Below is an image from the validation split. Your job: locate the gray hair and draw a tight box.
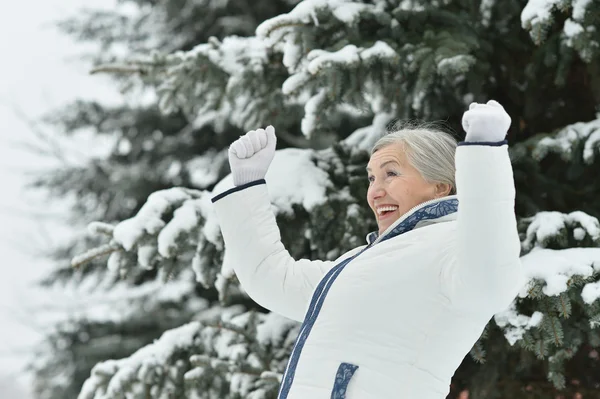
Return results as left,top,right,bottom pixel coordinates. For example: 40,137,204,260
370,122,457,195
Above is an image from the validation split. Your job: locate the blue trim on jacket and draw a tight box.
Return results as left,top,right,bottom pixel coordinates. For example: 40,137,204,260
457,139,507,147
278,196,459,398
331,362,359,399
277,251,365,398
366,197,459,245
211,179,266,203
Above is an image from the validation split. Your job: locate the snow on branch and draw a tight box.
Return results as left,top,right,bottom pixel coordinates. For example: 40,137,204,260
520,247,600,297
282,41,399,135
495,302,544,345
491,245,600,349
532,118,600,163
72,148,333,293
72,187,211,282
521,210,600,251
78,310,299,399
486,207,600,349
522,0,598,60
306,41,398,75
88,36,277,131
78,321,203,399
521,0,567,36
256,0,378,41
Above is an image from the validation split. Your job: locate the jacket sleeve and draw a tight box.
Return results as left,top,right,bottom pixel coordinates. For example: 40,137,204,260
442,142,526,313
211,179,360,322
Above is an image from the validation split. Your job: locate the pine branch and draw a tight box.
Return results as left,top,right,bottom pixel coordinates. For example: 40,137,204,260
90,64,149,75
71,242,122,268
203,321,255,344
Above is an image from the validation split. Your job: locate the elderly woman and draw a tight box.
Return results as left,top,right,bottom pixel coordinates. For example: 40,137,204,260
211,101,525,398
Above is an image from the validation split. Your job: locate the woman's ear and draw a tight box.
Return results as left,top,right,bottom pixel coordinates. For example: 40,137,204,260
434,183,452,198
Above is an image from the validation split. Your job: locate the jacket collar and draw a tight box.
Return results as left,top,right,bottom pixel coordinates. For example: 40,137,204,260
366,195,459,246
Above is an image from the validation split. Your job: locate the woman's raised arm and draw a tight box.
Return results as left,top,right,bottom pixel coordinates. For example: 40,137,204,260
211,127,360,322
443,101,526,313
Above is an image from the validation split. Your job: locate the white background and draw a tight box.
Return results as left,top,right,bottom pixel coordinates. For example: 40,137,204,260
0,0,120,396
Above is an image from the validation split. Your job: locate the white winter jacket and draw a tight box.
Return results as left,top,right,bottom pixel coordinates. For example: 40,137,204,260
211,142,526,398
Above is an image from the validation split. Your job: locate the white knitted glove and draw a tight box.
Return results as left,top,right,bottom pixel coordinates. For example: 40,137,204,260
462,100,511,142
228,125,277,186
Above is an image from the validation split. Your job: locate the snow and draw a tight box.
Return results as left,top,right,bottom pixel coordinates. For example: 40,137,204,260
572,0,592,20
563,19,584,40
437,55,475,75
157,198,200,258
7,1,599,395
522,211,600,250
264,148,332,214
257,0,357,39
282,71,312,95
396,0,425,11
112,187,200,251
137,244,158,269
330,2,373,24
582,281,600,305
306,41,397,75
301,89,327,138
281,40,396,96
502,244,600,335
479,0,495,27
77,308,297,399
532,118,600,163
307,45,361,74
191,110,220,131
183,36,269,77
105,144,332,284
519,247,600,297
255,312,298,346
495,303,544,346
209,150,328,264
283,34,303,70
78,321,203,399
573,227,586,241
412,90,426,112
106,250,127,273
199,188,227,248
256,0,379,44
521,0,561,29
583,123,600,162
522,0,592,46
361,40,398,60
343,111,396,154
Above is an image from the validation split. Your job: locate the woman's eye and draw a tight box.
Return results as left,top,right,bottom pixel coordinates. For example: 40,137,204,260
368,172,396,183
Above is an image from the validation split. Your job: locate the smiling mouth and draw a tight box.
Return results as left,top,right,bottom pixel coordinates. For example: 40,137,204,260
378,209,397,221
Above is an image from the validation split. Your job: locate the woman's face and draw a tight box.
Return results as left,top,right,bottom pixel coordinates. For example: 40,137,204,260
366,143,447,235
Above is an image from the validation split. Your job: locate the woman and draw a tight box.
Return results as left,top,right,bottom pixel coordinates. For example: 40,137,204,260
211,100,525,398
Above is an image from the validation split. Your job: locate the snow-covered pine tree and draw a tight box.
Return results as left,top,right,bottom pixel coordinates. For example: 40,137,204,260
32,0,600,398
28,1,300,399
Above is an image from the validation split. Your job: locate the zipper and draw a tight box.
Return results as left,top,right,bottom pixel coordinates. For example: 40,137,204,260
371,195,458,246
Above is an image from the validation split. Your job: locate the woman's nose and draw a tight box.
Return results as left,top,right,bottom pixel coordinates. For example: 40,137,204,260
370,183,386,199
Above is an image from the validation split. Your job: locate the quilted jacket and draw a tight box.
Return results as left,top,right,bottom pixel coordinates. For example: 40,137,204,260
211,142,525,398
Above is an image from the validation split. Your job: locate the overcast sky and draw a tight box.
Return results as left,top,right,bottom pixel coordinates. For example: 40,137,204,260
0,0,120,396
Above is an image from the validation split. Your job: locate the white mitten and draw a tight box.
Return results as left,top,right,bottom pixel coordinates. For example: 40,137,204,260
228,125,277,186
461,100,511,142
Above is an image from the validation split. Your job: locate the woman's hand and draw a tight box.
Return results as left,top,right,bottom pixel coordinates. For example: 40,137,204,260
228,125,277,186
462,100,511,142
